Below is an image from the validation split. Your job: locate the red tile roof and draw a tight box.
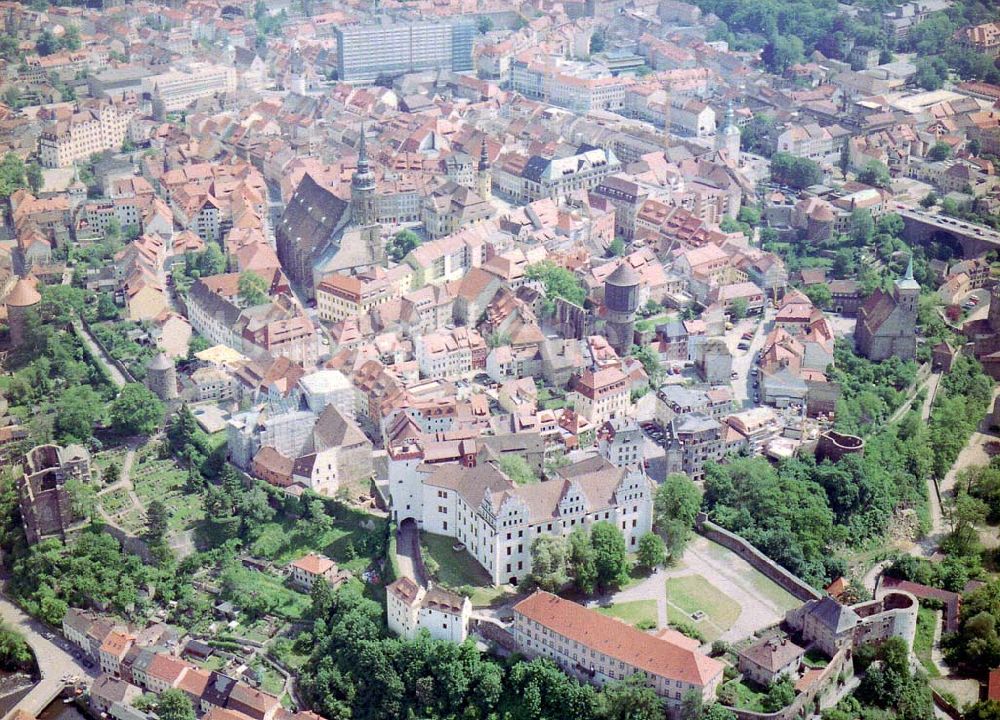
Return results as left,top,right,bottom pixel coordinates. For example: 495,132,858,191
514,591,724,686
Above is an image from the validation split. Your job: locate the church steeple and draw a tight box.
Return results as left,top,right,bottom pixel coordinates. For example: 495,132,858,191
715,101,739,159
477,138,492,201
351,123,377,226
478,138,490,172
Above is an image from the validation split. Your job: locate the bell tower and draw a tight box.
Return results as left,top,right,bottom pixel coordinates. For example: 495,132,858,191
477,139,492,201
351,124,377,226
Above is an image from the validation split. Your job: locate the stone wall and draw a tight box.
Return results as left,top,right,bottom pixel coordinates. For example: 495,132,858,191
695,514,822,603
470,616,517,651
724,646,852,720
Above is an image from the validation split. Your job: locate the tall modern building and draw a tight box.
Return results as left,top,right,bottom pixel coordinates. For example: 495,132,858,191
335,19,475,83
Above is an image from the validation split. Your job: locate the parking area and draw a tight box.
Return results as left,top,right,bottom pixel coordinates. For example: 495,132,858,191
723,309,773,409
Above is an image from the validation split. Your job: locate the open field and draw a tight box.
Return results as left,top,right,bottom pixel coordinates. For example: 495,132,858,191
596,600,658,628
666,574,741,642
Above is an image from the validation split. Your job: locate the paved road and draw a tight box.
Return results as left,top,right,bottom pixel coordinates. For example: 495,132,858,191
395,521,427,586
0,593,97,720
72,319,127,389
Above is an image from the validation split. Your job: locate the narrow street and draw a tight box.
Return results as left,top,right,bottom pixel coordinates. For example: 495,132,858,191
0,592,97,720
72,318,127,389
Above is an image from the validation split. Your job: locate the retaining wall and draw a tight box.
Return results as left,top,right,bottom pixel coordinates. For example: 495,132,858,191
695,514,822,603
723,646,852,720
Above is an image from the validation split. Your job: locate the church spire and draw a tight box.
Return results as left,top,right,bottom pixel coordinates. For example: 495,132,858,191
904,254,914,282
478,138,490,171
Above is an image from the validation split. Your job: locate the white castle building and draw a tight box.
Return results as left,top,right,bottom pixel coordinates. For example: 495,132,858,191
390,454,654,586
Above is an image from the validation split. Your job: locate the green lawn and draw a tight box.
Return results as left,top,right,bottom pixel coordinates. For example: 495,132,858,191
199,655,226,671
720,679,766,711
597,600,659,629
915,606,941,678
255,664,285,696
420,532,511,607
802,648,828,668
699,540,800,613
666,575,741,631
245,571,311,621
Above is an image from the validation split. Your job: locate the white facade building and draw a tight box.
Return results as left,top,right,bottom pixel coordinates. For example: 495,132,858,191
386,577,472,643
391,455,654,586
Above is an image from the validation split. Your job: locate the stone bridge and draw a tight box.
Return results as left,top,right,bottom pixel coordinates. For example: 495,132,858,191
0,595,97,720
896,203,1000,257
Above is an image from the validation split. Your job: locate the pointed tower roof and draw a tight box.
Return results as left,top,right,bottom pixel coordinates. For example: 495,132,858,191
896,254,919,291
478,138,490,171
6,276,41,308
352,123,375,191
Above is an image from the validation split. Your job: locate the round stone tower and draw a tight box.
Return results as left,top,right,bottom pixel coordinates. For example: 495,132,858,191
5,276,41,348
605,262,640,355
988,282,1000,334
146,352,178,401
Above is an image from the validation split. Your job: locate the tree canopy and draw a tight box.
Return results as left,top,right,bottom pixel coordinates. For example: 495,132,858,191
109,383,165,436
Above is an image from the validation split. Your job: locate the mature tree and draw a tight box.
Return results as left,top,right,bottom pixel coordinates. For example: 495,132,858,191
0,623,33,671
762,678,795,712
103,462,121,485
35,29,59,56
966,701,1000,720
109,383,165,436
590,521,630,590
858,636,933,720
146,499,169,542
196,243,226,276
914,56,948,90
803,284,832,308
25,163,42,193
96,293,119,321
928,142,952,161
770,152,822,189
0,153,27,199
476,16,493,34
156,689,196,720
631,344,664,385
702,704,737,720
526,261,587,312
654,473,701,558
568,527,597,595
850,209,875,245
65,479,96,520
920,192,939,208
762,35,804,73
730,298,748,320
238,270,269,307
741,114,777,156
499,455,538,485
61,24,81,51
608,237,626,257
387,229,421,262
600,674,663,720
857,160,892,189
529,535,569,592
55,385,102,444
679,689,703,720
636,532,666,571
